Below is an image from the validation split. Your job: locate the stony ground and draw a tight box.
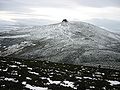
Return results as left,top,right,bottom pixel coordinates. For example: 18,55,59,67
0,57,120,90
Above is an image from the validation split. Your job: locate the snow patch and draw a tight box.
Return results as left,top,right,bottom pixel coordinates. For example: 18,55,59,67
20,64,27,67
4,78,18,83
14,61,21,65
9,65,18,68
2,68,8,71
22,81,48,90
27,67,33,70
46,78,76,89
28,71,39,75
25,84,48,90
108,80,120,86
47,78,61,85
83,77,93,79
26,77,32,80
60,81,76,89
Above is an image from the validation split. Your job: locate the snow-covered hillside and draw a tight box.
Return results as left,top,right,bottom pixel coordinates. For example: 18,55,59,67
0,21,120,69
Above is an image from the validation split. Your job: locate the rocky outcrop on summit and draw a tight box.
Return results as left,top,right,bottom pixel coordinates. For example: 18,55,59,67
62,19,68,22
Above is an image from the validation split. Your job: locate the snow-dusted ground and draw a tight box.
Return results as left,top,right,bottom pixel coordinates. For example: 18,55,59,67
0,57,120,90
0,21,120,69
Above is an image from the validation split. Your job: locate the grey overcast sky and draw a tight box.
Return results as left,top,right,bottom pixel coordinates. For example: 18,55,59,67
0,0,120,31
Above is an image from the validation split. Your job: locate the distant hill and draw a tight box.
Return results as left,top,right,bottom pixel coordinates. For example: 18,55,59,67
0,21,120,69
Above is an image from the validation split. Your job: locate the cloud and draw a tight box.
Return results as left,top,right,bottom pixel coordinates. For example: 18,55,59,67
0,20,15,26
0,0,120,21
0,0,120,32
0,0,28,12
29,7,120,21
13,19,56,25
86,19,120,32
74,0,120,7
0,0,75,13
0,6,120,22
0,0,120,14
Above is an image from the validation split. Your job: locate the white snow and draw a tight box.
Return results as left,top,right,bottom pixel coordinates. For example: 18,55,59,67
95,72,101,74
27,67,33,70
26,77,32,80
3,68,8,71
1,60,6,62
4,78,18,83
41,77,47,79
22,81,48,90
1,85,5,87
19,75,21,77
47,78,61,85
83,77,93,79
108,80,120,86
9,65,18,68
90,86,95,88
25,84,48,90
76,76,82,79
60,81,76,89
22,81,27,85
28,71,39,75
14,61,21,65
20,65,27,67
46,78,76,89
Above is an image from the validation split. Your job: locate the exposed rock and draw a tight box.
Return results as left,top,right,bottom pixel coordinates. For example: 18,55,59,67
62,19,68,22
